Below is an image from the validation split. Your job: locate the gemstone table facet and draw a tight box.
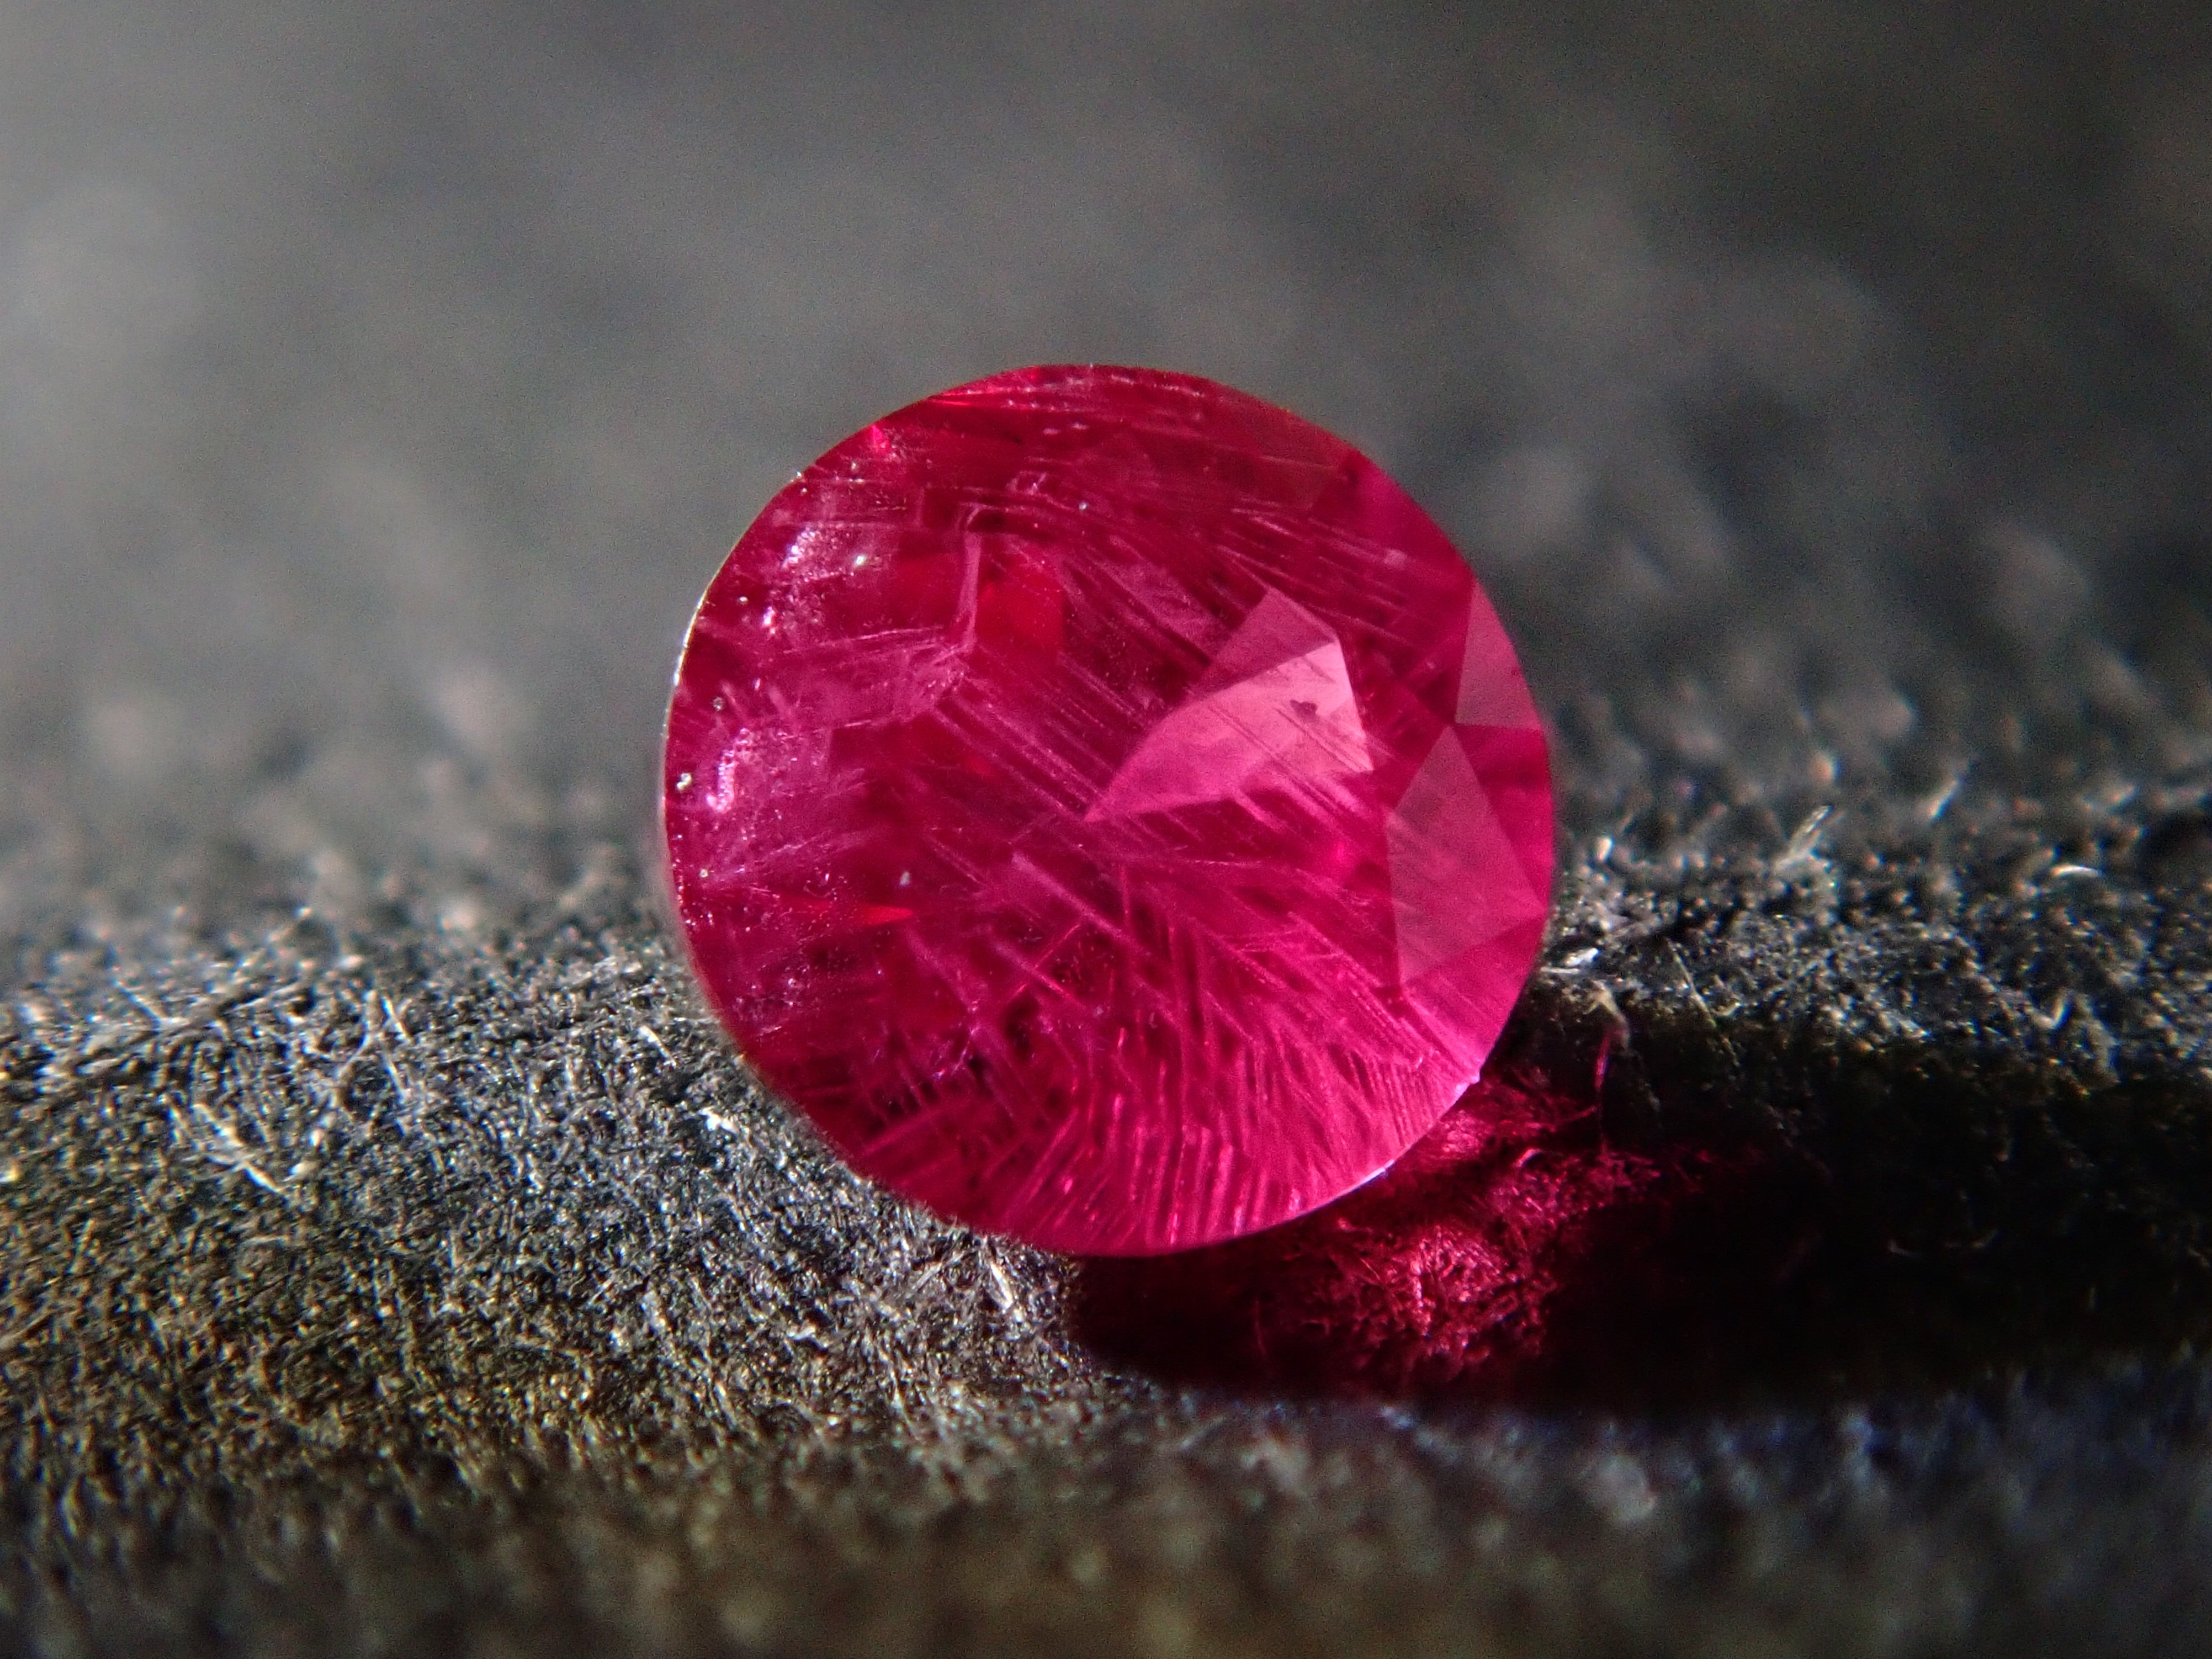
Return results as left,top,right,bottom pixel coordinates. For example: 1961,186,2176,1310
662,366,1553,1254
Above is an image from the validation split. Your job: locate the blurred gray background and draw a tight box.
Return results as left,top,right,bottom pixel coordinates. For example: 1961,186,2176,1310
10,4,2212,1656
7,0,2212,930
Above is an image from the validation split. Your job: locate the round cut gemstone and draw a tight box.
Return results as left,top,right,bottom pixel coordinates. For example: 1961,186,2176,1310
663,366,1553,1255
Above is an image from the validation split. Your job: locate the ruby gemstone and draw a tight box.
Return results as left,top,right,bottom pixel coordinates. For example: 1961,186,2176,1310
663,366,1553,1255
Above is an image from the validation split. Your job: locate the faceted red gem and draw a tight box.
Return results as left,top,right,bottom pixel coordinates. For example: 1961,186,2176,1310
662,366,1553,1254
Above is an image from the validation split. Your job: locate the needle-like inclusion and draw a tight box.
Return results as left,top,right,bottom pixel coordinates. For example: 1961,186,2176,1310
664,366,1553,1255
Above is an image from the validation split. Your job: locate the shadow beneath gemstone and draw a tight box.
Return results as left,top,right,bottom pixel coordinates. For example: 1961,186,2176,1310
1070,986,2212,1410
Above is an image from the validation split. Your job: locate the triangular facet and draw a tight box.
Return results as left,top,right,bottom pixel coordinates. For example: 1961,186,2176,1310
1088,592,1371,820
1455,587,1541,729
1386,730,1548,983
1190,589,1339,694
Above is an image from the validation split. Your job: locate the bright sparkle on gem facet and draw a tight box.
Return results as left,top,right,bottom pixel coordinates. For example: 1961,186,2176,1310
1088,591,1371,821
662,366,1554,1255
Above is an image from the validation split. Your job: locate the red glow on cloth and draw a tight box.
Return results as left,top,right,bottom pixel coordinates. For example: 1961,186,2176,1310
1073,1069,1792,1399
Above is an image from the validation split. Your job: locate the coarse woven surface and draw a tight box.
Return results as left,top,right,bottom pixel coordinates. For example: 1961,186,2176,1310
7,1,2212,1655
665,364,1552,1254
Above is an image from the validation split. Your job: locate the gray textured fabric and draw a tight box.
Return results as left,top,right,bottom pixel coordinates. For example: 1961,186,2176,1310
7,2,2212,1653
